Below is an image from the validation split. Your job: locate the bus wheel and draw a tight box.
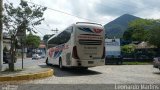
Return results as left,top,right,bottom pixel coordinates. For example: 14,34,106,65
59,58,63,70
81,67,88,70
46,58,49,66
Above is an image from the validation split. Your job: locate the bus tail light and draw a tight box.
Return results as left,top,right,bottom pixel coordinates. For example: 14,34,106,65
72,46,79,59
101,47,105,59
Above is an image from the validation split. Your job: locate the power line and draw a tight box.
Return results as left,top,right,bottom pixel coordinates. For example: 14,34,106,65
51,28,58,33
36,27,59,35
36,27,51,31
27,1,96,22
43,20,52,30
5,0,47,36
32,25,44,36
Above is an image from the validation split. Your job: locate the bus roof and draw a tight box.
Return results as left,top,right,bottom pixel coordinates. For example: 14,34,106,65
76,22,102,26
47,22,103,42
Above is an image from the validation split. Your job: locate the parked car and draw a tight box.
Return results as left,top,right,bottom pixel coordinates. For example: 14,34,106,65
153,57,160,70
3,52,17,64
32,54,41,60
40,54,45,58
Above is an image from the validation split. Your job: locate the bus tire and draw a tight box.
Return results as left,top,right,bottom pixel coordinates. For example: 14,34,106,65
46,58,49,66
82,67,88,70
59,58,63,70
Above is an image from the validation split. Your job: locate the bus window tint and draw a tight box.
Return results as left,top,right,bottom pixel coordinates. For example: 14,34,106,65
48,26,72,46
59,31,70,44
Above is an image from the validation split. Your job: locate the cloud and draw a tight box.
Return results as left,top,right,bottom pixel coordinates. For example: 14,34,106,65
4,0,160,38
95,0,141,16
95,0,160,18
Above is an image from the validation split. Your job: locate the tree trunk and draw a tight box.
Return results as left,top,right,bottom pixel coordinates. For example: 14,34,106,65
0,0,3,71
8,35,15,71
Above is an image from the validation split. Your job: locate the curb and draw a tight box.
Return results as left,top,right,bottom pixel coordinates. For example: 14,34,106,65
0,69,53,81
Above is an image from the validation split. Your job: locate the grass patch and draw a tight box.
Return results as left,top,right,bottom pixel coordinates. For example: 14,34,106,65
123,62,152,65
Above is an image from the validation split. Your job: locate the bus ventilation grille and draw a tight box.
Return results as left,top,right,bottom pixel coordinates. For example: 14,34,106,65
79,39,102,45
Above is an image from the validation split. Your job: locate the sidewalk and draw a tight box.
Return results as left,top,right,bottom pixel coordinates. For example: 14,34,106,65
0,64,53,81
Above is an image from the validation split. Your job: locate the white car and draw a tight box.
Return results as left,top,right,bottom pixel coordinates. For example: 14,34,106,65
32,54,41,60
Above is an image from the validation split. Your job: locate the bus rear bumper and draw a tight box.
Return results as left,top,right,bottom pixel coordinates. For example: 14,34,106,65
72,59,105,67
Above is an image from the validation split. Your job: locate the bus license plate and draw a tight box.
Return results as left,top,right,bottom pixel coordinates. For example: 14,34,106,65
88,61,94,64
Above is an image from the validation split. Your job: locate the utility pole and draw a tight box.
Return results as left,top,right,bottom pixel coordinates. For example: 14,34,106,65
0,0,3,71
51,28,58,34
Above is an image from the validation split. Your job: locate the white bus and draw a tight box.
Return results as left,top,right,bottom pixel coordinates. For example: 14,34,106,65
46,22,105,69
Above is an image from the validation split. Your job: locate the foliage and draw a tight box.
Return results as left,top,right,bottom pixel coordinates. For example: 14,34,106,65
122,19,160,56
121,44,136,54
3,0,47,35
123,19,156,42
26,34,41,48
148,24,160,48
2,0,46,71
123,29,133,41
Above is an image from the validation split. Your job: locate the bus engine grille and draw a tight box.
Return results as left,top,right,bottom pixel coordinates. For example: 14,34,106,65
79,39,102,45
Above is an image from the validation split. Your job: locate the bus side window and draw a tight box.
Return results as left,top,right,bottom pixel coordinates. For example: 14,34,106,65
48,36,58,46
59,30,71,44
48,26,73,46
67,26,73,33
71,27,73,33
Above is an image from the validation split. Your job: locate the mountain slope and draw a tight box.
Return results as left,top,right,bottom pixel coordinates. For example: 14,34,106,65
104,14,141,38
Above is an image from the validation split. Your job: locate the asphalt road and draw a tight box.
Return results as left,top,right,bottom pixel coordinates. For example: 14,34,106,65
1,59,160,90
2,58,45,70
27,63,160,84
1,58,160,84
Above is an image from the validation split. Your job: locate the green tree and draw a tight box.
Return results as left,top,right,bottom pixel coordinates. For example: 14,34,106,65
147,20,160,55
148,25,160,48
123,29,133,41
3,0,46,71
123,19,154,41
121,44,136,54
3,0,47,35
26,34,41,48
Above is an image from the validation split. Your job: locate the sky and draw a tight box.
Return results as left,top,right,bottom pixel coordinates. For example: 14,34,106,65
3,0,160,39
